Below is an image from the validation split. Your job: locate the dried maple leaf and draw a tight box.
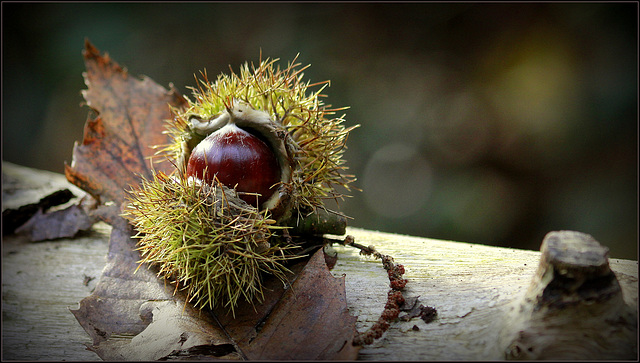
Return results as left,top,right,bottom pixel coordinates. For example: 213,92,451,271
65,39,187,206
66,40,360,360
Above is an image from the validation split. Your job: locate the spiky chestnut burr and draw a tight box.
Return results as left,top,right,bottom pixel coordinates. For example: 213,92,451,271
124,171,292,314
123,55,357,314
163,56,358,222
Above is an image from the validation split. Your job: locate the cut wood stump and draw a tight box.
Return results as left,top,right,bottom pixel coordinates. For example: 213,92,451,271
2,161,637,360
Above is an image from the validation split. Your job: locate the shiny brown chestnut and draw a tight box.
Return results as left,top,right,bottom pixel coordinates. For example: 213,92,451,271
186,123,280,207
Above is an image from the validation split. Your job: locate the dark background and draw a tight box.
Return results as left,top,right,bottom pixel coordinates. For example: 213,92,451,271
3,3,637,259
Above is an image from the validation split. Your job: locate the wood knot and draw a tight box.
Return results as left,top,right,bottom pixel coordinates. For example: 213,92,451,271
502,230,636,360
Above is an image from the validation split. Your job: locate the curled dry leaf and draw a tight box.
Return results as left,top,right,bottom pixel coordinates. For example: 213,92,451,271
2,162,94,239
14,202,96,241
66,40,360,360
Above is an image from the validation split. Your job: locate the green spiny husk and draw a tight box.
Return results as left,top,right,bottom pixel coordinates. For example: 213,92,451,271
161,55,358,217
124,55,357,314
122,171,296,314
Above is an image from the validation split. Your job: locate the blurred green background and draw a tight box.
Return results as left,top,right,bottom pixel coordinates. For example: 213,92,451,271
3,3,637,259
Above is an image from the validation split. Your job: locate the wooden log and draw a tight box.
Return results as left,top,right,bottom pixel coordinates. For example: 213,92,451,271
2,162,637,360
329,229,637,360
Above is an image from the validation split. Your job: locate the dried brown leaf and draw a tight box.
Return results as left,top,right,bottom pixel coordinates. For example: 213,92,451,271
14,203,95,241
65,39,187,205
2,162,99,240
241,250,360,360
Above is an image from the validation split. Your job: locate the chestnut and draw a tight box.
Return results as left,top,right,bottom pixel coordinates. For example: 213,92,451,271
186,122,280,207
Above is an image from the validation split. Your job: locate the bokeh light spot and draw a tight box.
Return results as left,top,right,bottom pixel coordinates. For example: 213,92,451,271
363,143,433,218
